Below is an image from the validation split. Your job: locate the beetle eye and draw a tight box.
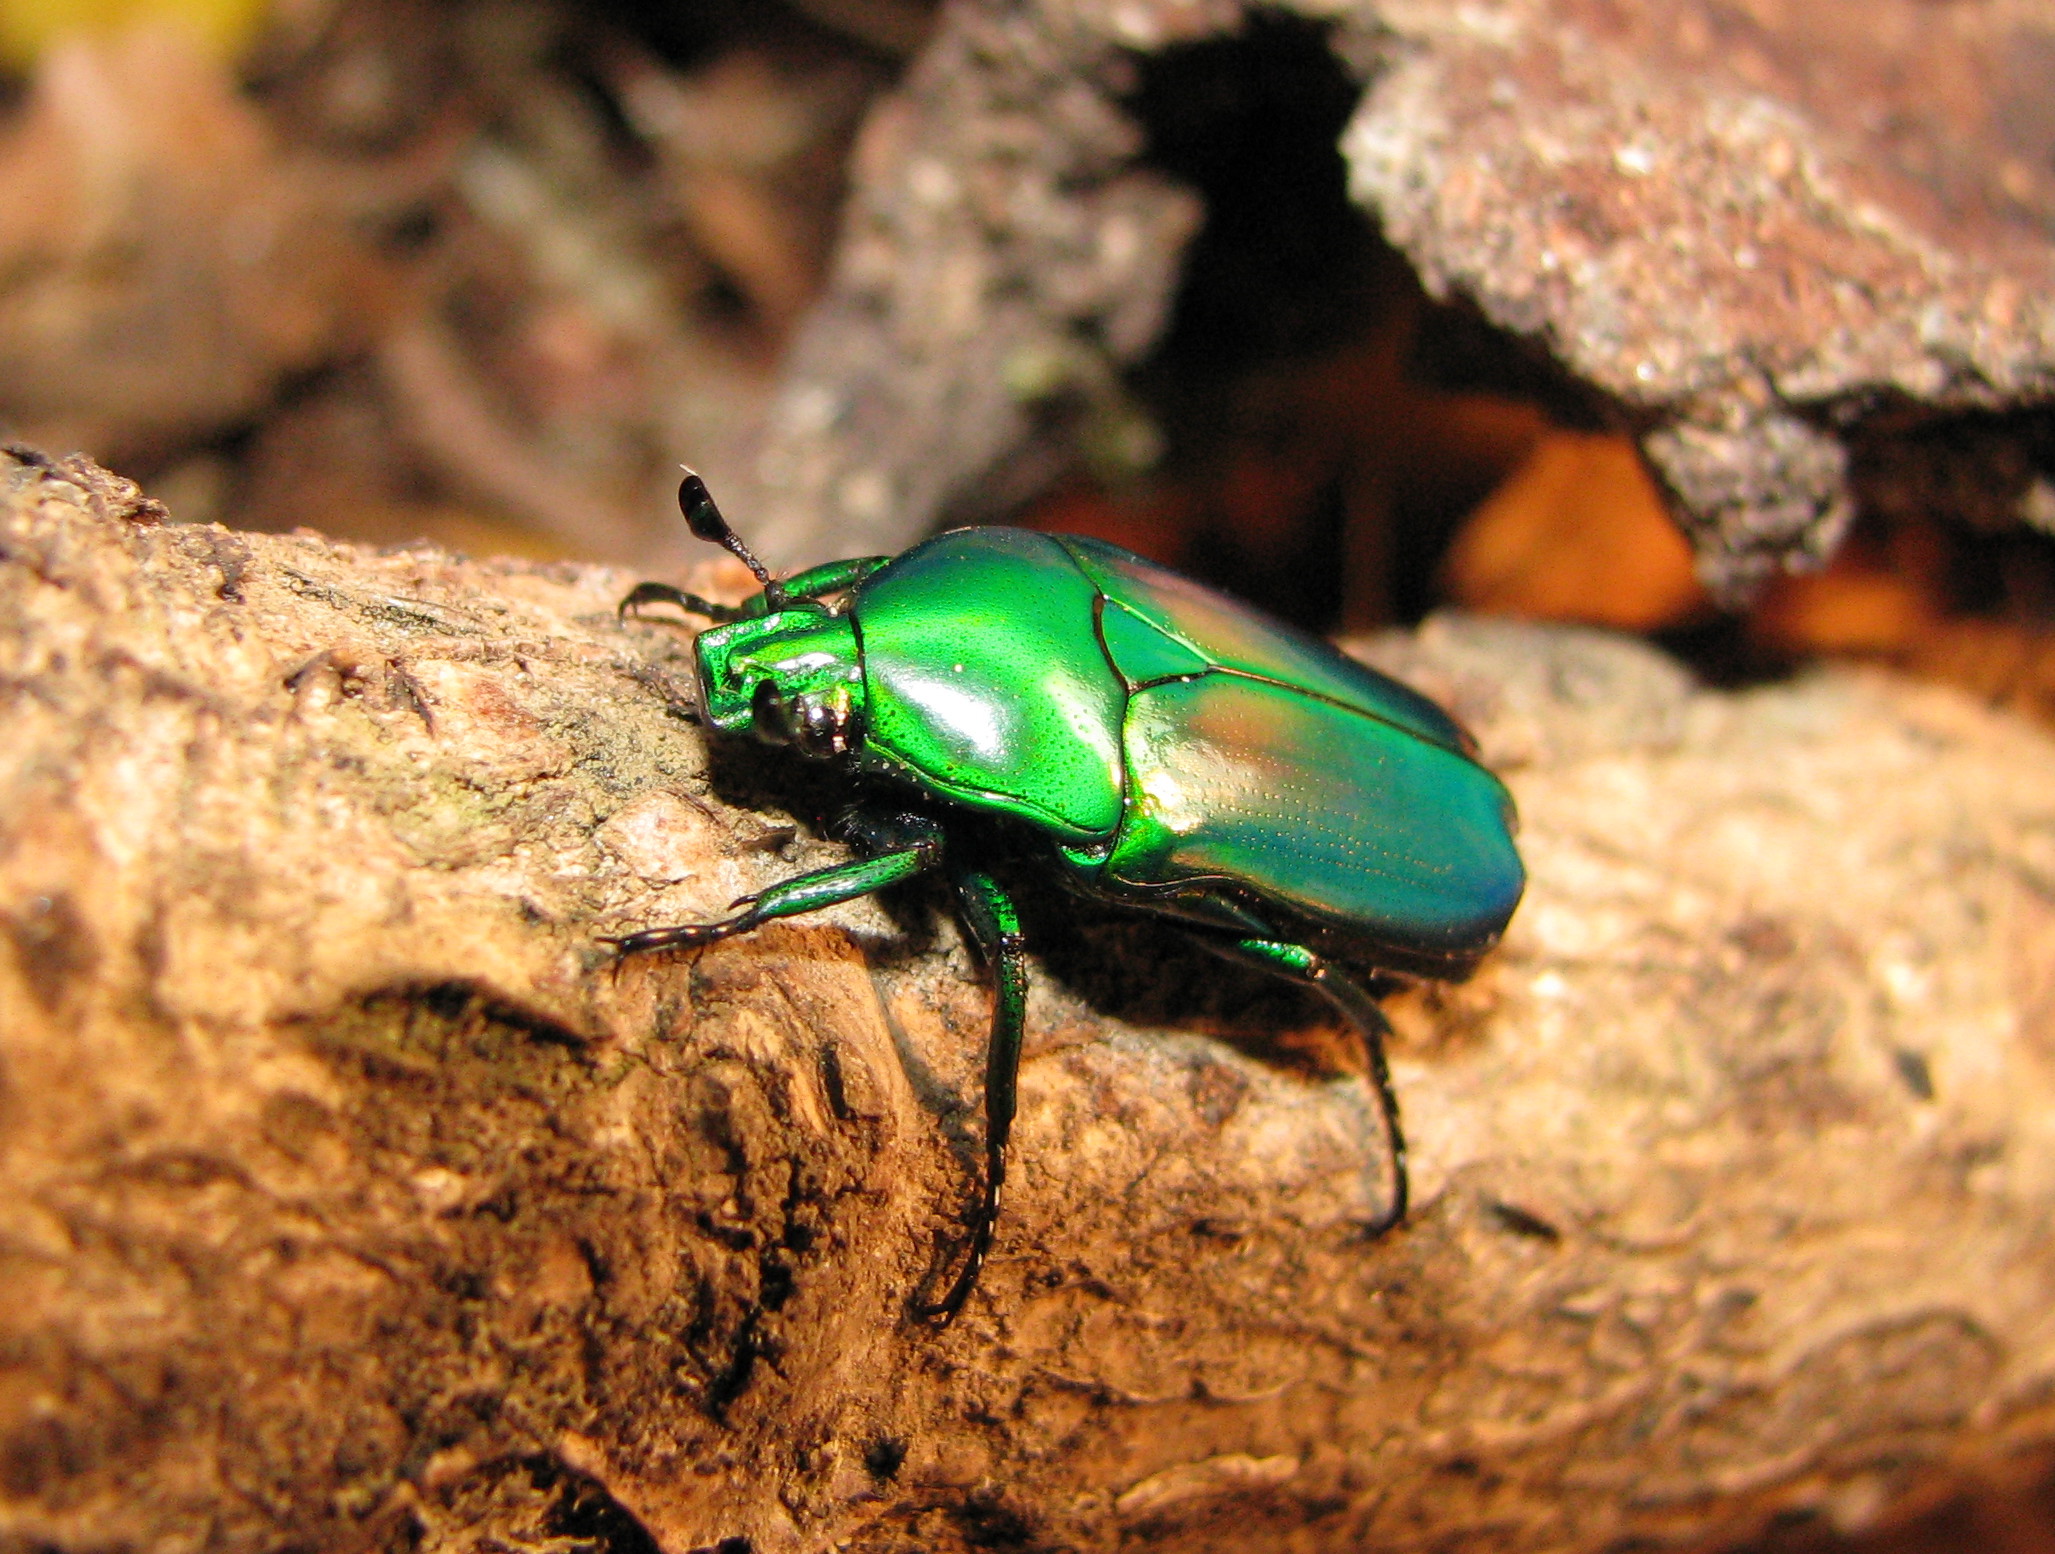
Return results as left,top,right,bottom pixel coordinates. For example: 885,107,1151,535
751,680,791,745
793,697,851,759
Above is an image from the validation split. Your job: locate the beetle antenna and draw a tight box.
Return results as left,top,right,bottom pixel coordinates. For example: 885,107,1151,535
679,470,787,608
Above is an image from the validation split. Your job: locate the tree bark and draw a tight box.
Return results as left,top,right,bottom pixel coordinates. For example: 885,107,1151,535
2,449,2053,1554
745,0,2055,593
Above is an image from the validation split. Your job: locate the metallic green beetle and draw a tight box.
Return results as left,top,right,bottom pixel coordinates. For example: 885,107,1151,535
613,474,1525,1321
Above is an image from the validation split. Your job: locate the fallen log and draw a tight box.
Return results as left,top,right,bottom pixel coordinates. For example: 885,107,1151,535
2,449,2052,1553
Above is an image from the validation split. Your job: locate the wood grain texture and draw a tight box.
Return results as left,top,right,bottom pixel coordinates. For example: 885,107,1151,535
2,451,2053,1553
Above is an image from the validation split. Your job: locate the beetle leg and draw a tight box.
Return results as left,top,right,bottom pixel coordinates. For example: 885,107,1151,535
775,555,892,605
914,865,1028,1325
1203,936,1409,1236
604,835,941,956
617,580,750,624
826,804,946,856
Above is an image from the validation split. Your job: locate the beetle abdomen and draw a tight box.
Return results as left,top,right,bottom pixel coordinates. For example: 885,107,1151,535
1107,673,1524,969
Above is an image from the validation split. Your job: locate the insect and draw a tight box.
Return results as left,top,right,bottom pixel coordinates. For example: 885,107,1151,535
611,473,1525,1322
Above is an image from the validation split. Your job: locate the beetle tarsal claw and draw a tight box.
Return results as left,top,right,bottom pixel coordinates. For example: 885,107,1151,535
913,1216,995,1326
602,919,742,957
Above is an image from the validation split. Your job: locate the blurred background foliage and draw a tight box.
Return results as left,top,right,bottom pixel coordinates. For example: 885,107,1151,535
0,0,2050,730
0,5,2050,1541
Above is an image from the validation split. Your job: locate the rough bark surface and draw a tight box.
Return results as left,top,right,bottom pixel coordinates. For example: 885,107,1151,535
3,452,2055,1554
742,0,2055,591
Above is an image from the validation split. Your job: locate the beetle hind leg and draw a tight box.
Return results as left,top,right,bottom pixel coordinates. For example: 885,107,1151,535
913,864,1028,1325
1202,935,1409,1236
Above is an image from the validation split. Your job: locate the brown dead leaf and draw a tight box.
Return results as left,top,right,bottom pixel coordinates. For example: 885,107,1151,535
1440,430,1708,631
0,22,377,458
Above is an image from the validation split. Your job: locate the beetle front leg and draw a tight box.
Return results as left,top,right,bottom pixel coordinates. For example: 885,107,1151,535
774,555,891,605
604,814,944,956
914,864,1028,1325
617,580,751,624
1203,936,1409,1236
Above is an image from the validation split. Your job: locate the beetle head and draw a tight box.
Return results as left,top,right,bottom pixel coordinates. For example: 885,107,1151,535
694,607,865,759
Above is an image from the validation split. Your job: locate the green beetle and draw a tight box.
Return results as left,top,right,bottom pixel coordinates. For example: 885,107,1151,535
613,474,1524,1321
